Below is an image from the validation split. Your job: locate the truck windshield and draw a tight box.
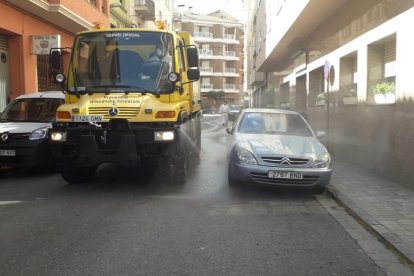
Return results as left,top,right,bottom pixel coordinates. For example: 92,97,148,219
68,31,175,95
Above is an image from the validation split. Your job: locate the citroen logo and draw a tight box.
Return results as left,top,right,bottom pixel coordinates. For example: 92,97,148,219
1,132,9,143
280,156,291,165
108,107,119,116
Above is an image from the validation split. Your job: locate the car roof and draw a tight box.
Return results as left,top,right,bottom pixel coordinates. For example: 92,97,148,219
15,91,65,100
240,108,301,115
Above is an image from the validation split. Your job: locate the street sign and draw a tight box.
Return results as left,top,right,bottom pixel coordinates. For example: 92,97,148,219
324,60,330,80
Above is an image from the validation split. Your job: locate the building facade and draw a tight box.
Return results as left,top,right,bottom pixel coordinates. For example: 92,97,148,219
0,0,110,110
247,0,414,189
177,10,244,110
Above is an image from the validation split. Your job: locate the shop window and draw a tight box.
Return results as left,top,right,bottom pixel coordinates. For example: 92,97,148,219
367,34,396,104
340,52,358,105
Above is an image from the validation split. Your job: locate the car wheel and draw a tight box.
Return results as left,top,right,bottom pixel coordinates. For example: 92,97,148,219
61,166,97,184
227,164,239,186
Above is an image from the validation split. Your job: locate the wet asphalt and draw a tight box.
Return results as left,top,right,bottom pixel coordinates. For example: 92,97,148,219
0,116,387,275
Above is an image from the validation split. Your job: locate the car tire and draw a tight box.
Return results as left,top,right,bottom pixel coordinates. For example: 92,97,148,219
61,166,97,184
227,164,239,186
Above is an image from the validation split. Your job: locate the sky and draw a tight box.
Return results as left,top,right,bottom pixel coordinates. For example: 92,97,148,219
176,0,246,22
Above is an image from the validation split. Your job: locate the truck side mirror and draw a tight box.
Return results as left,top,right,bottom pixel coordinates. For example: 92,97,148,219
187,69,200,81
186,47,199,68
50,50,62,70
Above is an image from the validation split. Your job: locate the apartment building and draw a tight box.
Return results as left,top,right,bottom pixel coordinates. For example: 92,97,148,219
0,0,110,110
246,0,414,189
177,10,244,110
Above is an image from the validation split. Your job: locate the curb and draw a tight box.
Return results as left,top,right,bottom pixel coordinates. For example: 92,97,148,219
326,185,414,272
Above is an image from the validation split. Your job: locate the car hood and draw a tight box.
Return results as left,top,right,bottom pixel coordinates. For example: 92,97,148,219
234,133,327,158
0,122,51,134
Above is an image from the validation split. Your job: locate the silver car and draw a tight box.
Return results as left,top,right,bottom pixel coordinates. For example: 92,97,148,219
226,108,332,192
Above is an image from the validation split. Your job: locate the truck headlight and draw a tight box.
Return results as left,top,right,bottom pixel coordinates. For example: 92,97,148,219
29,127,49,140
154,131,175,141
51,131,67,142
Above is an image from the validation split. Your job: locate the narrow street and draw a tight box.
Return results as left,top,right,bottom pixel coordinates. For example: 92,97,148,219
0,116,406,275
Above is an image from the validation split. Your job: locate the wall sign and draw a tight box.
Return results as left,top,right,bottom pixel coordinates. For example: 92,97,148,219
31,34,61,55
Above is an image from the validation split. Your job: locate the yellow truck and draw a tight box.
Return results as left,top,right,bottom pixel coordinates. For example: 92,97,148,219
49,23,201,184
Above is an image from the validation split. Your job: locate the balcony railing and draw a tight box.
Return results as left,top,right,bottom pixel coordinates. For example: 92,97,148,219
200,67,214,73
223,34,235,40
134,0,155,21
224,84,236,90
199,49,213,56
201,84,213,89
194,32,213,38
224,51,236,57
224,68,236,73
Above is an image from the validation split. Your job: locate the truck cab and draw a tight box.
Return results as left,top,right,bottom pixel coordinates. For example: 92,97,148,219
49,25,201,184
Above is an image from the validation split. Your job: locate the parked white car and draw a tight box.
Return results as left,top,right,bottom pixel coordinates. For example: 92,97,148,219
0,91,65,168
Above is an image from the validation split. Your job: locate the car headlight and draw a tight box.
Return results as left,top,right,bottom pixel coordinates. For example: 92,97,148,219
29,127,49,140
236,147,258,165
314,152,331,168
50,131,67,142
154,131,175,141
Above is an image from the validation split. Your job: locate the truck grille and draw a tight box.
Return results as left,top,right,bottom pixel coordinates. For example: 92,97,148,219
88,107,140,120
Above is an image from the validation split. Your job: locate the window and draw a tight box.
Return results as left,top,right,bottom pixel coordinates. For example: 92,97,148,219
340,52,358,105
367,34,396,104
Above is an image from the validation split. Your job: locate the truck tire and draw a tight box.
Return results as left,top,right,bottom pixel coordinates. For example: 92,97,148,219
61,166,97,184
163,152,188,185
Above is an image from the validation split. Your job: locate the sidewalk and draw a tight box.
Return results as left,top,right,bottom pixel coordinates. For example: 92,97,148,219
328,160,414,269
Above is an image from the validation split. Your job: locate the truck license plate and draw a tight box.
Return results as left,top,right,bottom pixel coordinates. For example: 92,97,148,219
0,150,16,156
268,171,303,179
72,115,104,122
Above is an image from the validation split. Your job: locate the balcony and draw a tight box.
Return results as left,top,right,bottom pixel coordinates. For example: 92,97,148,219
199,49,214,59
223,67,239,77
134,0,155,21
224,84,236,90
224,51,239,61
224,84,239,93
249,70,265,86
193,32,213,42
201,83,214,92
200,67,214,76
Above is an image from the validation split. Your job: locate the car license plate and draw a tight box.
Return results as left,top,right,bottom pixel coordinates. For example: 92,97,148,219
268,171,303,179
72,115,104,122
0,150,16,156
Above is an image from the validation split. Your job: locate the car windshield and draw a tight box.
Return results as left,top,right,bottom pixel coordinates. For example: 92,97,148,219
238,112,313,137
68,31,175,95
0,98,63,123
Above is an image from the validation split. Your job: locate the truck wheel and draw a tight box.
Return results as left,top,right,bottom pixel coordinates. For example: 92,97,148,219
61,166,96,184
163,154,188,185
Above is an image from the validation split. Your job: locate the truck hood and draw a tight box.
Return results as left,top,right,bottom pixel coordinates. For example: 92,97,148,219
0,122,51,134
